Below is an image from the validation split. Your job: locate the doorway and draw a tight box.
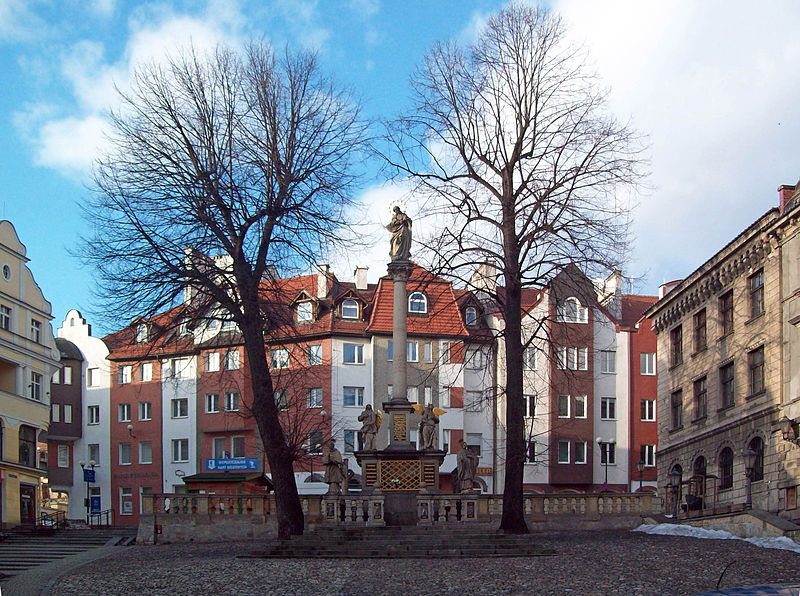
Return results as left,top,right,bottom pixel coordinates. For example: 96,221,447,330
20,484,35,524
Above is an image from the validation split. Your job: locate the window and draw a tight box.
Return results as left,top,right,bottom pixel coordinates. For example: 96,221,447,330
670,325,683,366
341,299,359,319
719,291,733,336
170,358,189,379
408,291,427,314
232,436,245,458
424,386,432,406
135,323,148,343
52,369,60,384
524,394,536,418
693,308,707,352
63,366,72,385
88,405,100,425
206,393,220,413
441,387,449,408
670,389,683,429
558,395,570,418
465,307,477,326
720,362,735,408
87,368,99,388
119,442,131,465
224,392,239,412
409,429,419,448
64,405,72,423
465,390,482,412
558,347,588,370
206,352,220,372
423,342,432,363
558,441,570,464
307,387,323,409
172,439,189,462
18,425,36,467
344,430,364,453
139,441,152,464
306,431,323,455
296,301,313,322
270,348,290,369
407,341,418,362
119,365,132,384
749,436,764,482
442,430,451,454
140,362,152,382
179,318,191,336
171,398,188,418
118,403,131,423
0,305,9,330
342,343,363,364
600,442,616,465
30,319,41,343
526,440,536,463
466,433,482,458
30,372,42,400
308,344,322,366
719,447,734,489
641,444,656,467
1,264,9,281
221,317,235,330
574,441,587,464
57,444,69,468
600,397,616,420
51,404,60,423
274,390,288,410
574,395,587,419
387,340,393,362
224,349,240,370
523,348,536,370
343,386,364,407
465,347,483,370
120,488,133,515
749,269,764,318
693,376,707,420
213,437,227,459
641,399,656,422
88,443,100,463
600,350,616,374
557,297,588,323
407,386,418,403
640,352,656,376
748,346,765,396
441,342,450,364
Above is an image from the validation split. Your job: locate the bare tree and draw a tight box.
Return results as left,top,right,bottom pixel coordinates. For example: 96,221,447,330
85,42,368,538
385,4,644,532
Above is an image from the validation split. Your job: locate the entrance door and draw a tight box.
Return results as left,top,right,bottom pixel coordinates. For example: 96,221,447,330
20,484,35,524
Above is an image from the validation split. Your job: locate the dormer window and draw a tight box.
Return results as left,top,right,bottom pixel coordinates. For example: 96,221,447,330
341,299,359,319
465,307,478,326
136,323,148,343
297,301,313,322
179,318,192,336
408,291,428,315
557,297,588,323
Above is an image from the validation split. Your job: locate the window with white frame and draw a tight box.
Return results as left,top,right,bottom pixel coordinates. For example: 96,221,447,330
51,404,60,422
179,318,191,336
558,394,570,418
307,387,323,408
30,319,42,343
465,347,483,370
170,358,189,379
558,440,570,464
526,440,536,463
274,390,288,411
206,352,220,372
387,384,392,399
441,387,450,408
465,306,477,326
524,394,536,418
408,291,428,314
270,348,290,369
172,439,189,462
52,369,60,384
0,304,10,330
344,430,363,453
64,404,72,423
224,392,239,412
139,441,152,464
574,441,587,464
119,442,131,465
88,443,100,463
409,429,419,448
407,386,418,403
600,397,616,420
600,350,616,374
87,368,99,387
343,386,364,407
441,342,450,364
63,366,72,385
442,429,451,453
600,442,616,465
171,398,188,418
120,487,133,515
640,399,656,422
206,393,220,413
465,390,482,412
88,405,100,425
118,403,131,422
140,362,152,382
224,349,240,370
424,386,432,406
466,433,482,457
640,352,656,375
407,341,418,362
641,444,656,467
119,365,132,384
296,301,313,322
523,348,536,370
30,372,42,400
232,436,245,458
557,347,588,370
306,431,323,455
341,299,359,319
57,444,69,468
423,342,432,363
342,343,363,364
213,437,227,459
557,297,588,323
135,323,148,343
308,344,322,366
574,395,587,418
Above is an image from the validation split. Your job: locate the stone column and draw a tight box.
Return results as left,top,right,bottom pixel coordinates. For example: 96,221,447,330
384,260,414,449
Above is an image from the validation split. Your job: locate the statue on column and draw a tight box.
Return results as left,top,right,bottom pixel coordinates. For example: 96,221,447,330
322,439,344,495
386,206,412,261
358,404,378,450
420,404,439,450
457,440,478,493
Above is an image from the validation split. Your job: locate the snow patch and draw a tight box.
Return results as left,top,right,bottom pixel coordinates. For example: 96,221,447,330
633,523,800,554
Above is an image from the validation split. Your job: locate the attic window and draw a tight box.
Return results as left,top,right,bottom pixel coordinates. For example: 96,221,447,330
557,297,587,323
297,301,313,322
408,292,427,315
465,307,477,326
179,318,192,335
135,323,148,343
341,299,359,319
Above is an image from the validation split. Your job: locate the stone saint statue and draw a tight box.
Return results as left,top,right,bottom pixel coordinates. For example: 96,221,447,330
386,206,412,261
420,404,439,450
457,440,478,493
358,404,378,450
322,440,344,495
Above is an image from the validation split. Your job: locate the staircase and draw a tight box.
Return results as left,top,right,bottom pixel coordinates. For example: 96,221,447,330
0,526,138,580
241,526,557,559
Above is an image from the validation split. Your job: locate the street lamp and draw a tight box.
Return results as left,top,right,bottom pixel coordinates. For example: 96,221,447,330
79,459,96,524
636,459,645,492
743,447,757,509
668,468,681,518
595,437,615,491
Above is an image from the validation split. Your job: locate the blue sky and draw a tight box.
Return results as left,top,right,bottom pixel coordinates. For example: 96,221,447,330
3,0,800,335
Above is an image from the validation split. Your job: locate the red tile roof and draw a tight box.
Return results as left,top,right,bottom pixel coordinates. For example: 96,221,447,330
621,294,658,328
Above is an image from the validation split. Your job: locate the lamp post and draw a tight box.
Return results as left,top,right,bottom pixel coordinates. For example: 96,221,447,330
595,437,615,491
79,459,96,524
743,447,757,509
668,468,681,518
636,459,645,492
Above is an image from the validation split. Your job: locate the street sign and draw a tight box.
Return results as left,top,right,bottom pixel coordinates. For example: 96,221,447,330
83,468,96,483
90,495,101,514
205,458,259,472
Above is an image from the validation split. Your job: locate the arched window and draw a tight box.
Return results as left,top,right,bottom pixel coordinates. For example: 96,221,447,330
408,292,427,314
748,436,764,482
19,425,36,468
465,306,477,326
341,299,359,319
557,297,588,323
719,448,733,489
693,456,706,495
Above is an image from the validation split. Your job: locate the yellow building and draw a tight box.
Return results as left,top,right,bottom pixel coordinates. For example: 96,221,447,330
0,221,59,527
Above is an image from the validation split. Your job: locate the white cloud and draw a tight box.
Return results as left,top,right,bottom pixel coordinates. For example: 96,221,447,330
35,114,110,175
272,0,330,50
347,0,379,18
88,0,115,19
0,0,47,42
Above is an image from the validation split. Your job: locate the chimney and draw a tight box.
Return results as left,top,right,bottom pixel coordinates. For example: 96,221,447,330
779,183,797,214
596,270,622,319
659,279,682,299
317,264,330,299
354,266,369,291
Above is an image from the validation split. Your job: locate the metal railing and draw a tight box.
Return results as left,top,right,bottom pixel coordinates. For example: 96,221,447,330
36,510,66,530
89,509,114,528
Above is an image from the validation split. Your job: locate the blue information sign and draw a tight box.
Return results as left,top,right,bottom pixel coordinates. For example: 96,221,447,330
90,495,102,514
205,458,259,472
83,469,96,483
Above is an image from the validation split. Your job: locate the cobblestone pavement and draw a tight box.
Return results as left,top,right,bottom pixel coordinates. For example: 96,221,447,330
50,530,800,596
